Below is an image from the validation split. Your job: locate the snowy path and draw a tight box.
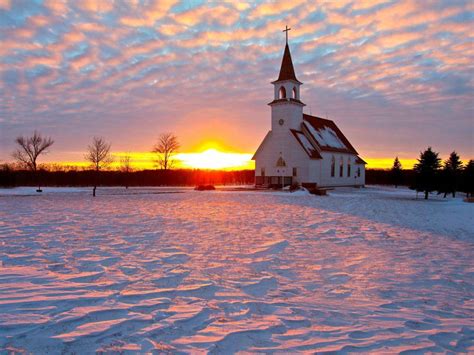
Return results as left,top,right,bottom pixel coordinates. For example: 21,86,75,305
0,187,473,353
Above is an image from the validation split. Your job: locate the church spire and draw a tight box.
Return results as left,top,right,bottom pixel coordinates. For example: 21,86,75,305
270,26,304,108
275,27,301,83
276,44,299,82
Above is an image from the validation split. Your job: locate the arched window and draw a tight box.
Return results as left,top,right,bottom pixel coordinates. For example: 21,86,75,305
339,157,344,177
279,86,286,99
276,156,286,167
292,86,297,99
331,156,335,177
347,158,351,177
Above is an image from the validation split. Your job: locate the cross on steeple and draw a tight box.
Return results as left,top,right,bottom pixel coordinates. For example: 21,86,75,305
283,25,291,44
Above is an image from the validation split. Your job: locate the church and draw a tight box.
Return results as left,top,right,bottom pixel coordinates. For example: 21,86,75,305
253,33,366,188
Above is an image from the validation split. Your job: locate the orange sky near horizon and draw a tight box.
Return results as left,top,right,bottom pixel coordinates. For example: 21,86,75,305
39,148,417,171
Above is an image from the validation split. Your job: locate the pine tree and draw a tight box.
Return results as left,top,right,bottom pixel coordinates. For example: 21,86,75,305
390,156,403,188
460,160,474,198
439,151,463,198
413,147,441,199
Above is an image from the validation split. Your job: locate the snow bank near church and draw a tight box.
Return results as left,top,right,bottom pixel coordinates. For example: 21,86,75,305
0,186,473,353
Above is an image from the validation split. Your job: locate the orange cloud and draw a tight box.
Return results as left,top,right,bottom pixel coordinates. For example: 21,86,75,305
376,31,420,48
173,5,240,27
250,0,307,19
76,0,114,13
44,0,68,15
120,0,177,27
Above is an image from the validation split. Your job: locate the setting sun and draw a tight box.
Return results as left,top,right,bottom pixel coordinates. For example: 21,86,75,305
177,149,254,170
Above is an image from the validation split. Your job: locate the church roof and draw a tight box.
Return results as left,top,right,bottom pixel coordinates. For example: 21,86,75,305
274,44,302,83
302,114,359,155
290,129,322,159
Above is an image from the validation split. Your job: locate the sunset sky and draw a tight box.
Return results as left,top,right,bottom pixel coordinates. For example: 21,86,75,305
0,0,472,170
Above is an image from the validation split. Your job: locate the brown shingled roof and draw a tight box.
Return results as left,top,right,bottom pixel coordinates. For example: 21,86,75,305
302,114,359,155
290,129,322,159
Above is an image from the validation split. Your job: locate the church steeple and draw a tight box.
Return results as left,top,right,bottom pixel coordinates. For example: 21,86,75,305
270,28,304,105
269,27,305,132
276,43,301,83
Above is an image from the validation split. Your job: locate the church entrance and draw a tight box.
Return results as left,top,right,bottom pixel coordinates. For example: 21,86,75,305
255,176,292,187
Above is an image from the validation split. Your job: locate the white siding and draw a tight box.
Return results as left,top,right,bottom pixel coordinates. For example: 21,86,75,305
319,152,365,187
254,130,310,183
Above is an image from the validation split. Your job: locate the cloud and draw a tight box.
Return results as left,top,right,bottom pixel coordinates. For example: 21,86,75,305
120,0,178,27
173,4,240,27
75,0,114,13
0,0,472,164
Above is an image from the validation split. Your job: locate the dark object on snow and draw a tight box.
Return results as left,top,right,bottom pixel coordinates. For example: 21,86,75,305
289,182,300,192
308,187,333,196
195,185,215,191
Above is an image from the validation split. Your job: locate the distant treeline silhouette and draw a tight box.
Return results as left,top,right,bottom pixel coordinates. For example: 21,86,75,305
3,165,471,194
368,150,473,199
0,167,255,188
3,130,473,199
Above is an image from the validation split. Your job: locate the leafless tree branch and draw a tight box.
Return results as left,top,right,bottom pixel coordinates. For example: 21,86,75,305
151,133,180,170
85,136,113,172
120,153,133,174
12,131,54,172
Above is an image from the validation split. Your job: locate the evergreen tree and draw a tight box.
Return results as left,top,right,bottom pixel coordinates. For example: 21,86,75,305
390,156,403,188
439,151,463,198
460,159,474,198
413,147,441,199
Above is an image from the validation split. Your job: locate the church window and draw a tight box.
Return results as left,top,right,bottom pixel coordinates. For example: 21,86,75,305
276,156,286,167
331,156,335,177
347,159,351,177
357,167,361,177
292,167,297,177
279,86,286,99
261,167,265,177
292,86,297,99
339,157,344,177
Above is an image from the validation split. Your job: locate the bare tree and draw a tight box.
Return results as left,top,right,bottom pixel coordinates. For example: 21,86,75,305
12,130,54,192
152,133,180,170
85,136,112,196
120,153,133,189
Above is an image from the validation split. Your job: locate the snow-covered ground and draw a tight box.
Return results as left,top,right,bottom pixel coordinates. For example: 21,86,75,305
0,186,473,353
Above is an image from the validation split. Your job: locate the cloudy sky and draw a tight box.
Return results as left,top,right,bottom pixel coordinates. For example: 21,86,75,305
0,0,472,168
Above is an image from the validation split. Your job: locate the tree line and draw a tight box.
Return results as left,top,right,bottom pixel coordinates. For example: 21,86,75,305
0,168,255,188
2,132,472,199
1,130,253,191
386,148,473,199
3,131,186,195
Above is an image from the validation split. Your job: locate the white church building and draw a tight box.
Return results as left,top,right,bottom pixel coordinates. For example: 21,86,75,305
253,38,366,188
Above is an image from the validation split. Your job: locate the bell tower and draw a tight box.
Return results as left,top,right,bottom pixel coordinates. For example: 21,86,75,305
269,26,305,131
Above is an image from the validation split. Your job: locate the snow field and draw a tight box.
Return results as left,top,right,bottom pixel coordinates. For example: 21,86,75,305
0,186,473,353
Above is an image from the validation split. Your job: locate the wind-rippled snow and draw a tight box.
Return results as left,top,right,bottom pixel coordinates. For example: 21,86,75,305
0,187,473,353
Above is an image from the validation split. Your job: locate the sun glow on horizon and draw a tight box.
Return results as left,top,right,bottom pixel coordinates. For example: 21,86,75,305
177,149,254,170
40,149,255,171
40,150,416,171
